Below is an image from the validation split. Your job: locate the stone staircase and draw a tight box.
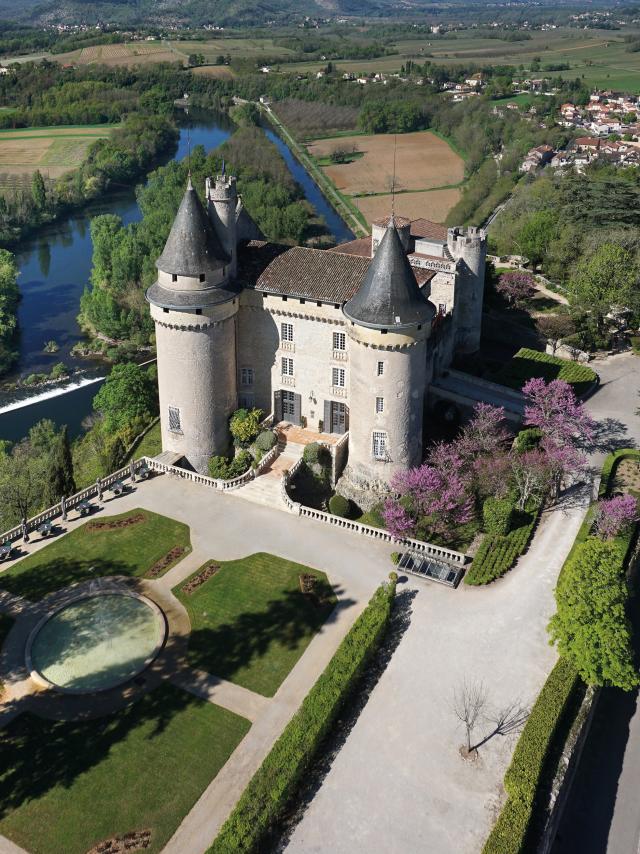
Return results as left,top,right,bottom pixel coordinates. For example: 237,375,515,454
230,438,305,510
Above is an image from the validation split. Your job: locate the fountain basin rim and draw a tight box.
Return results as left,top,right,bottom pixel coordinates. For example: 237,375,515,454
25,590,167,695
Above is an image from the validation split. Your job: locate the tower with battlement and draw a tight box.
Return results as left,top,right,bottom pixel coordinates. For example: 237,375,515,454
447,226,487,354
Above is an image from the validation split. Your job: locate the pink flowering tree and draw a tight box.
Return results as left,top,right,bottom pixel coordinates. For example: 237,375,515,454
522,378,595,496
595,495,638,539
496,271,536,307
510,448,551,510
383,448,474,541
457,402,510,463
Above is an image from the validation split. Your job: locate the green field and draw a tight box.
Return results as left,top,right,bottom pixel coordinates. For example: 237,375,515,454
0,509,191,601
285,28,640,93
0,125,114,182
176,552,336,697
0,684,249,854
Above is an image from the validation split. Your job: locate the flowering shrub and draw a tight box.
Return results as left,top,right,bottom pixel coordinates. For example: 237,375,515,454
596,495,638,539
495,271,536,307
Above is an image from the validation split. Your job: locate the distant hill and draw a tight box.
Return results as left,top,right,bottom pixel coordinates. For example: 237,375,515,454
0,0,418,26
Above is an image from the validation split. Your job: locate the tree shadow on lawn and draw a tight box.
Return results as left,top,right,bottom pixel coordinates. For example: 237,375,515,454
0,683,201,822
185,584,351,695
0,553,150,603
270,586,417,852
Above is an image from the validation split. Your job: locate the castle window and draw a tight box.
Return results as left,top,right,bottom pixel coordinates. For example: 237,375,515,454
377,361,385,377
332,367,346,388
282,357,294,377
372,431,388,460
199,274,206,283
168,406,182,433
195,308,202,315
438,303,446,314
282,390,296,417
281,322,294,343
376,397,384,414
241,367,254,386
333,332,346,351
172,274,177,282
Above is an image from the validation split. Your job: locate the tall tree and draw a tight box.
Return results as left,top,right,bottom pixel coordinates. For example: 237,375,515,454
548,538,639,691
568,243,639,335
31,170,46,211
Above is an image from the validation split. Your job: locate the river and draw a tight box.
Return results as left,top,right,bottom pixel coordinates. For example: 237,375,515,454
0,110,353,441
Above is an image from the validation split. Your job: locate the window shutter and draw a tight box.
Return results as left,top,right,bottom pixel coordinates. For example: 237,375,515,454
293,392,302,427
323,400,331,433
344,405,350,432
274,390,283,423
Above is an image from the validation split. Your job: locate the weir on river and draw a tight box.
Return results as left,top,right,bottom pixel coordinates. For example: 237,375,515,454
0,109,353,442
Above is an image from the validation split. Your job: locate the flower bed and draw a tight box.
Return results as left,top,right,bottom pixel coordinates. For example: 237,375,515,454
86,513,145,532
209,577,396,853
181,562,220,595
146,546,186,578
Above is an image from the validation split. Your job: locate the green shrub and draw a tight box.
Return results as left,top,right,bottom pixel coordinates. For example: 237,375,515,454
255,430,277,452
483,658,580,854
390,551,401,565
483,497,513,536
491,347,597,396
329,494,350,517
302,442,330,467
513,427,542,454
230,408,263,447
210,579,396,853
630,335,640,355
208,450,253,480
465,505,539,585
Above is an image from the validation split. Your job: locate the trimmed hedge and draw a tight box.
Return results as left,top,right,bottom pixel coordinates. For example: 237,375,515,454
464,505,539,585
255,430,277,452
482,657,580,854
210,578,397,853
483,497,514,536
492,347,597,396
329,494,350,517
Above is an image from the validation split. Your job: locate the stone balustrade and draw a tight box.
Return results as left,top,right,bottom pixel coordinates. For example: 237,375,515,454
280,460,468,566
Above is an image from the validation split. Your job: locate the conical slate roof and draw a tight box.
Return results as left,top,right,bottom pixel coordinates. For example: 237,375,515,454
343,222,435,330
156,178,229,277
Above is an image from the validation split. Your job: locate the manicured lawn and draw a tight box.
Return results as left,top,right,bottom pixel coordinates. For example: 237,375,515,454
175,553,336,697
0,509,191,601
0,684,250,854
491,347,597,396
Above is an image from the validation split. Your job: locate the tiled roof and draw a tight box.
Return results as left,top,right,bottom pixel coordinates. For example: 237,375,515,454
255,246,371,303
237,240,288,286
409,218,448,241
372,215,411,228
329,237,372,258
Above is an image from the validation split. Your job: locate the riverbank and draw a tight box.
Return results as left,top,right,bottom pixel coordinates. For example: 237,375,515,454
0,108,354,442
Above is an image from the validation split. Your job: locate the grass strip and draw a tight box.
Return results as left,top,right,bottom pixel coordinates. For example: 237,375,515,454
209,576,396,853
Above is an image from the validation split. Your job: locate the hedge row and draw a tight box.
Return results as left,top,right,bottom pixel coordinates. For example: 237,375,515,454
209,578,397,853
464,506,539,585
493,347,597,396
482,452,640,853
482,657,581,854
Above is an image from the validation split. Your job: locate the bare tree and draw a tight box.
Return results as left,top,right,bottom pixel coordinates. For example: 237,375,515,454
452,680,487,756
453,680,529,758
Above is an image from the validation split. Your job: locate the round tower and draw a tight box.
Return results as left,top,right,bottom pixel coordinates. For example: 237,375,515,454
338,222,434,506
447,226,487,354
206,174,238,278
146,178,238,474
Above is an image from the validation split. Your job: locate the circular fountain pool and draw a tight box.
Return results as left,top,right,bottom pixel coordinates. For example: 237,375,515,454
27,593,166,694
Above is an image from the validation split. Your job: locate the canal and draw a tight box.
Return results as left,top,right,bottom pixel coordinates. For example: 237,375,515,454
0,110,353,441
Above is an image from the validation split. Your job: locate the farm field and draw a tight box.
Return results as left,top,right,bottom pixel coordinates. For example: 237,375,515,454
171,37,295,60
356,187,462,225
192,65,236,79
285,28,640,93
308,131,464,195
55,41,182,67
0,125,114,181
